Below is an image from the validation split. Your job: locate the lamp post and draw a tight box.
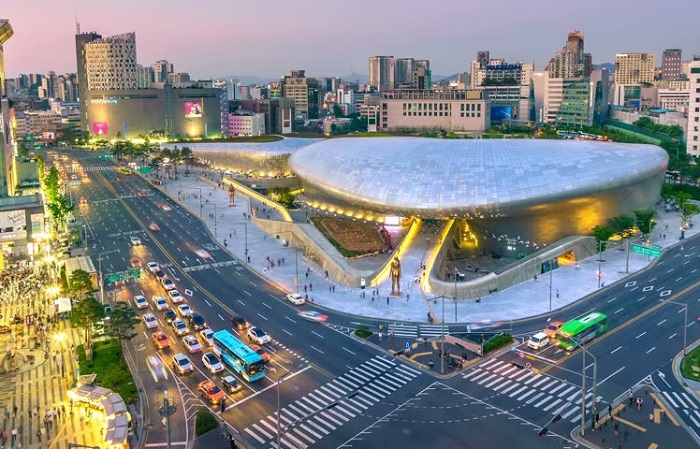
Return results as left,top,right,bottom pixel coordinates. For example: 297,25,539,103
97,249,119,304
453,268,458,322
597,240,603,289
575,341,597,436
181,186,203,217
548,259,554,311
441,296,446,374
668,300,688,355
244,221,248,263
277,231,300,294
158,390,177,449
276,369,292,448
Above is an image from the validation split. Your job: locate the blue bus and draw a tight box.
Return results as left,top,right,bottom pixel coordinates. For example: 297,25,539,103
212,330,265,382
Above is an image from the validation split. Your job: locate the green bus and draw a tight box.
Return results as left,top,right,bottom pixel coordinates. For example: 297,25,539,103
556,312,608,351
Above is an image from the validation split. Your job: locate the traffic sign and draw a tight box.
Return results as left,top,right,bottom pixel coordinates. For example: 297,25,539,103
139,167,152,174
631,244,661,258
651,244,662,250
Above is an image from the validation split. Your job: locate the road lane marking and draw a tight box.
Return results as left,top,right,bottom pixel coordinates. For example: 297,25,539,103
243,290,252,297
646,347,656,354
676,277,683,282
309,345,324,354
636,332,647,339
607,297,617,303
657,319,667,326
261,302,272,310
611,346,623,354
218,314,224,321
669,333,677,339
257,313,268,321
204,299,211,307
285,316,296,324
283,329,293,336
614,308,624,314
237,300,245,306
342,347,356,355
311,331,324,339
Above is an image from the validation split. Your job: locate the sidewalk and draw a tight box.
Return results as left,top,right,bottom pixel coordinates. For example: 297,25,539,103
145,170,699,325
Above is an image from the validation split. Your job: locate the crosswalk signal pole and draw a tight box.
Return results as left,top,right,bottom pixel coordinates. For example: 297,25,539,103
441,296,445,375
580,348,586,436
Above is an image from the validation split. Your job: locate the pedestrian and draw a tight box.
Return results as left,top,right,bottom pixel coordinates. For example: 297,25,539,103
608,403,612,417
628,389,634,406
406,293,410,302
613,420,619,435
10,427,16,443
649,413,654,422
309,283,312,291
636,396,643,412
332,285,335,293
386,297,390,305
556,289,559,298
304,285,307,293
36,428,42,442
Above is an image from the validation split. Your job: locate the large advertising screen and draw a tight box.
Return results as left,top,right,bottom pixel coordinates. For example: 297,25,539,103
92,122,109,135
491,106,516,121
184,100,203,118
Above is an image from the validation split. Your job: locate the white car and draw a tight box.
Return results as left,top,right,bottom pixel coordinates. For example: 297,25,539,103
168,289,183,303
147,355,168,381
134,295,148,309
286,293,306,305
147,262,160,273
171,319,189,336
143,313,158,330
182,335,202,353
247,326,270,345
177,304,193,317
130,235,142,246
161,278,176,291
199,328,214,347
201,352,223,373
152,296,169,311
172,353,193,375
298,310,329,322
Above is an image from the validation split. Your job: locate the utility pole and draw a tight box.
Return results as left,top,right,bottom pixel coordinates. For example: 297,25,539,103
158,390,177,449
441,296,445,374
549,259,553,311
597,240,603,289
454,268,458,322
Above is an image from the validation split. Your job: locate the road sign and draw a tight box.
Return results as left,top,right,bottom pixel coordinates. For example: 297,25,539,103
106,274,123,283
651,244,662,250
405,341,410,350
631,244,661,258
139,167,152,174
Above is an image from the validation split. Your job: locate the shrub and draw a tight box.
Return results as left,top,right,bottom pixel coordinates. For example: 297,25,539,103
195,409,220,437
355,325,372,339
483,333,513,354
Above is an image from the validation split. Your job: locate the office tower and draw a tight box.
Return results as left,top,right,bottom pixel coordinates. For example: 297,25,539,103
0,19,13,197
546,30,591,79
84,33,137,90
614,53,655,85
282,70,319,121
152,60,174,83
476,51,489,67
323,77,341,93
687,60,700,158
368,56,395,91
662,49,682,80
136,64,153,88
395,58,415,87
75,30,102,131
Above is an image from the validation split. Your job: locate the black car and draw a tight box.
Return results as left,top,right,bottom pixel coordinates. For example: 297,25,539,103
163,308,177,324
188,312,206,331
230,314,250,330
154,270,166,279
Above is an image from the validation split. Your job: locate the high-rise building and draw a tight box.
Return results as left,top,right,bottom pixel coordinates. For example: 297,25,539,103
152,60,174,83
546,30,592,79
75,31,102,131
394,58,415,87
282,70,319,121
469,52,532,123
368,56,395,91
0,19,14,197
614,53,656,85
662,49,682,81
136,64,153,88
84,33,137,90
687,60,700,158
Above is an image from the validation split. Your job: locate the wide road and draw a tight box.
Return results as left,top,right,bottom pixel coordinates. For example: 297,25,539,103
52,151,446,449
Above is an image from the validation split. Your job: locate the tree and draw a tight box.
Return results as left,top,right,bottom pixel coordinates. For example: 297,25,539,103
633,209,657,236
592,224,616,251
180,147,194,175
606,215,635,235
150,156,163,178
69,269,94,300
72,296,104,346
105,302,140,345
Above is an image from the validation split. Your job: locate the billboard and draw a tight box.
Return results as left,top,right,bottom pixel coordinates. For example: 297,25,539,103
92,122,109,135
184,100,203,118
491,106,516,121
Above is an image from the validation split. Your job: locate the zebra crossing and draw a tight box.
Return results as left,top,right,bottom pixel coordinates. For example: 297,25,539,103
660,390,700,428
242,356,421,448
462,358,592,423
387,322,445,338
63,165,114,173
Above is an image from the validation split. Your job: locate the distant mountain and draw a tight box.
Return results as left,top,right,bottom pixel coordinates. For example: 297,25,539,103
595,63,614,73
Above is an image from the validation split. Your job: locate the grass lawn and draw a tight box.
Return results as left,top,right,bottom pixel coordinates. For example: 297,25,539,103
77,339,138,403
681,345,700,381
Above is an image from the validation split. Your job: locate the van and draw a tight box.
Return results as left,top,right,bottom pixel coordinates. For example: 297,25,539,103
527,332,550,350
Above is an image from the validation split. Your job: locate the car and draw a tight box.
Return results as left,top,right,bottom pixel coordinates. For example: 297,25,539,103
177,304,193,317
182,335,202,353
147,262,160,273
527,332,550,350
161,204,173,212
188,312,206,330
222,375,241,393
148,222,160,231
199,328,214,346
79,196,88,205
146,355,168,381
248,344,269,363
154,270,166,279
130,257,142,268
543,321,565,339
161,278,176,291
133,295,148,310
195,249,211,259
230,314,250,330
247,327,270,345
171,319,189,336
152,296,169,311
130,235,142,246
143,313,158,330
137,190,147,198
198,381,225,405
168,289,183,303
201,352,223,373
163,308,177,324
286,293,306,305
172,353,193,375
152,331,170,350
298,310,329,323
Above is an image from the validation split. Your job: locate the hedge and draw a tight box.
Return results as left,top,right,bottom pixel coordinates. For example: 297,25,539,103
483,333,513,354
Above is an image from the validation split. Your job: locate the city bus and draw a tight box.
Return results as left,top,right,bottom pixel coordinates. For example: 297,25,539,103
212,330,265,382
555,312,608,351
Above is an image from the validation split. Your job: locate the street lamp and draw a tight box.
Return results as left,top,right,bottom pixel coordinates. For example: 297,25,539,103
573,340,597,436
597,240,603,289
276,231,300,294
275,368,292,448
180,186,203,218
158,390,177,449
205,203,218,237
668,300,688,355
453,268,458,322
97,249,119,304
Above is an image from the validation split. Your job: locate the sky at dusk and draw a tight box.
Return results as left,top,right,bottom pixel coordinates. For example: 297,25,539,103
3,0,698,80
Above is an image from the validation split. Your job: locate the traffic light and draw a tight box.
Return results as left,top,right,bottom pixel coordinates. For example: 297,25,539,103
538,427,548,437
552,414,561,424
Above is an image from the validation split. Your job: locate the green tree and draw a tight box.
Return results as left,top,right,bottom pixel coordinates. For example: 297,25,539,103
104,302,140,348
18,142,30,158
606,215,635,235
633,209,657,236
69,269,94,300
592,224,616,251
150,156,163,178
72,296,105,345
180,147,194,175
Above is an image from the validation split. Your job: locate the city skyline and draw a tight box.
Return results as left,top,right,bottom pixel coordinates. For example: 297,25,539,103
3,0,699,80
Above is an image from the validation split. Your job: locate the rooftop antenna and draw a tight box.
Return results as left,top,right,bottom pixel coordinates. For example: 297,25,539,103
75,8,80,34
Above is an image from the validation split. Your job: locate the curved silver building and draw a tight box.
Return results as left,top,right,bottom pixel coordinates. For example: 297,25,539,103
289,137,668,249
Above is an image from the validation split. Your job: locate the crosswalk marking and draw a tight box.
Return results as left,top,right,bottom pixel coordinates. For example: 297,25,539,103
518,390,537,401
561,407,579,420
306,420,329,435
478,374,498,385
523,374,542,385
534,395,552,408
548,383,568,395
509,386,528,398
471,371,492,382
299,423,322,440
526,392,545,405
558,386,577,398
485,377,504,389
463,369,483,379
672,392,688,408
532,377,550,388
500,382,521,394
493,379,512,391
684,393,699,409
539,380,558,392
543,398,563,412
245,428,266,444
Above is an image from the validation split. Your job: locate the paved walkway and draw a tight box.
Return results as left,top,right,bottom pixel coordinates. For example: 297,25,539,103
147,170,698,326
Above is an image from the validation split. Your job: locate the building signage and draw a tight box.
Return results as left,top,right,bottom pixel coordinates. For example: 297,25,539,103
93,122,109,135
90,99,118,105
184,100,203,118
